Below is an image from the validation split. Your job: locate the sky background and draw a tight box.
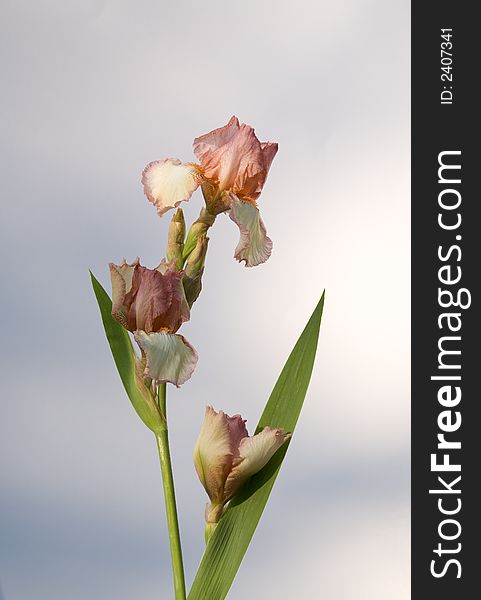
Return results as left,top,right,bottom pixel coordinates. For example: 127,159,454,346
0,1,410,598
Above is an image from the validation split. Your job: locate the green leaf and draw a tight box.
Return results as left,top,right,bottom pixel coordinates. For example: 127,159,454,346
188,293,325,600
90,271,164,433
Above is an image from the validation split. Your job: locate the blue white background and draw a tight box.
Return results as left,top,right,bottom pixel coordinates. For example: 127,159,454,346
0,1,410,598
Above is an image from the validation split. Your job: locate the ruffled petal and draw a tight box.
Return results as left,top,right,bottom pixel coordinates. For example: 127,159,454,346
197,123,261,195
261,142,278,178
193,406,248,505
193,116,240,163
128,266,172,332
110,260,190,333
223,427,290,501
142,158,201,216
134,331,198,386
225,411,249,461
228,194,273,267
109,258,140,327
130,264,190,334
193,117,278,202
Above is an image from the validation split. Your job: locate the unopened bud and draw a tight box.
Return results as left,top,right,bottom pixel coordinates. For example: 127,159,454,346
183,208,216,261
166,209,186,269
185,234,208,278
183,235,209,307
193,406,290,536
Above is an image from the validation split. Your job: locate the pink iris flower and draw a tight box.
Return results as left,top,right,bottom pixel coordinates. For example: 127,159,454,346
193,406,290,525
110,259,198,386
142,116,278,267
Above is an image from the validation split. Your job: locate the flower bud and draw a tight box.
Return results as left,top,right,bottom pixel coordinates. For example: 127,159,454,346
166,208,186,270
183,207,216,260
183,234,209,307
193,406,290,530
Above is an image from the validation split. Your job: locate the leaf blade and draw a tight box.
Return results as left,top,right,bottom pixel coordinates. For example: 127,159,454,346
90,271,163,432
188,293,325,600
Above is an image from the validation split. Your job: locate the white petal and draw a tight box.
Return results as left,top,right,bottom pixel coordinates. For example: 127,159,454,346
223,427,290,501
134,331,198,386
142,158,201,217
228,194,273,267
237,427,290,475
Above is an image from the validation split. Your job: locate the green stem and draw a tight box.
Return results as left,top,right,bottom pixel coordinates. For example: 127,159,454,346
156,383,186,600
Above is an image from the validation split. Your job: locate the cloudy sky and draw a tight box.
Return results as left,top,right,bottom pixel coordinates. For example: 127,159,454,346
0,1,410,598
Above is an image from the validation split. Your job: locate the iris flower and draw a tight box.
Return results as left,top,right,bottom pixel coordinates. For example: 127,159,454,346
110,258,198,386
142,116,278,267
193,406,290,525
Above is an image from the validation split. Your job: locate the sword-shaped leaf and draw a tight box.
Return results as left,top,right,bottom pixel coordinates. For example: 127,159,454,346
90,272,164,433
188,293,325,600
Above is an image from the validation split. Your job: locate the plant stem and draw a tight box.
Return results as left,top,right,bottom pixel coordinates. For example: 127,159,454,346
156,383,186,600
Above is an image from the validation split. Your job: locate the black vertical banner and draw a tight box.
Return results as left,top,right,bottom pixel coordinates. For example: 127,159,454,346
412,2,480,598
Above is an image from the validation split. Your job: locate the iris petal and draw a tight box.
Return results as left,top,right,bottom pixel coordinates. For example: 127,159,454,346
193,406,248,505
228,194,273,267
142,158,201,216
134,331,198,386
223,427,290,501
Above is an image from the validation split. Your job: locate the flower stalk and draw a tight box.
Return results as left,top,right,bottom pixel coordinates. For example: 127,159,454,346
102,117,281,597
155,383,186,600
